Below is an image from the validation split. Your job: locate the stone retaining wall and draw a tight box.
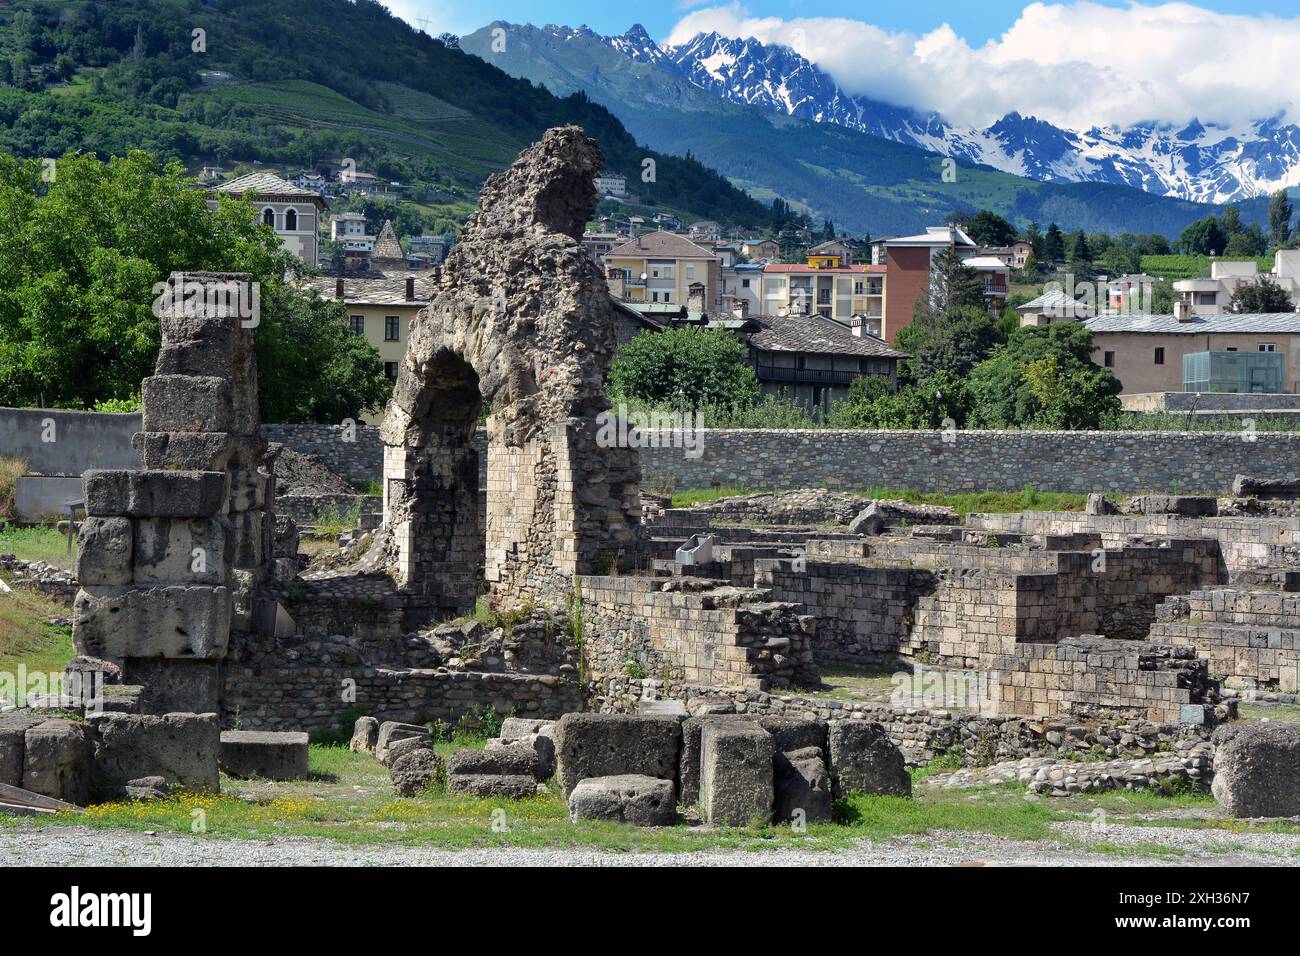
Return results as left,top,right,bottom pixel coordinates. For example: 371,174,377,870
265,425,1300,495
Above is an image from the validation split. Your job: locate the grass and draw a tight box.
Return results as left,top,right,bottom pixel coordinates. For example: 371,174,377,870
0,588,74,705
0,524,74,570
1239,702,1300,723
670,486,1088,517
795,665,899,703
0,457,24,518
310,499,363,536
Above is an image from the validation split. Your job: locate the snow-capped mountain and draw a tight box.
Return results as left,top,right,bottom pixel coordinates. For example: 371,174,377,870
598,26,1300,205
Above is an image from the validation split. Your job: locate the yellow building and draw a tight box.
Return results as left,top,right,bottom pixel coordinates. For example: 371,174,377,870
759,256,886,327
299,273,435,423
603,231,721,311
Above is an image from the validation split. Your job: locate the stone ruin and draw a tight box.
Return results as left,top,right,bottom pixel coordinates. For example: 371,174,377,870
373,126,642,623
6,128,1300,823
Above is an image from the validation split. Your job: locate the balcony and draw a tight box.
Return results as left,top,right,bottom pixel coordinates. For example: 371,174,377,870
754,364,860,386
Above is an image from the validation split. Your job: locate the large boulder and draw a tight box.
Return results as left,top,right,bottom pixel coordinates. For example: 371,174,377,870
219,731,309,781
554,714,682,799
700,721,774,827
569,775,676,826
827,720,911,798
774,746,833,824
0,716,43,789
89,713,220,797
390,749,443,798
1211,722,1300,818
384,735,433,767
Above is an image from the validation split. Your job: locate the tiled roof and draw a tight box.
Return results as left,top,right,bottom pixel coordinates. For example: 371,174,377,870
748,313,906,358
1084,313,1300,334
371,220,406,265
298,274,435,307
763,263,885,274
606,231,718,259
1019,290,1093,313
213,172,325,205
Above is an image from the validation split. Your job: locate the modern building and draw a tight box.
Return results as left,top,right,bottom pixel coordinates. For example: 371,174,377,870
879,226,980,341
740,238,781,262
603,231,722,311
809,239,856,266
208,172,327,268
758,256,885,325
1018,290,1094,326
688,221,722,242
407,235,449,265
1173,251,1300,315
1083,312,1300,394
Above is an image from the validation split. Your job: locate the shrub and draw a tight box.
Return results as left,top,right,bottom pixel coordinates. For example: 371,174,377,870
0,458,25,518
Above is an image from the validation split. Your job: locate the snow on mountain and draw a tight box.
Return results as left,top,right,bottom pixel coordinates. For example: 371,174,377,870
577,25,1300,205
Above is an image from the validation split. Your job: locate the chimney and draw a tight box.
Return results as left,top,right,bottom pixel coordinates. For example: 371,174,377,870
1174,297,1195,322
405,276,415,300
335,277,345,299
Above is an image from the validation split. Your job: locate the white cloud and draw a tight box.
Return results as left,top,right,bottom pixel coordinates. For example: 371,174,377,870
664,1,1300,132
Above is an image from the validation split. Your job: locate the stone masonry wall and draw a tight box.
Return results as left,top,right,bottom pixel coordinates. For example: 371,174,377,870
266,426,1300,495
1149,588,1300,691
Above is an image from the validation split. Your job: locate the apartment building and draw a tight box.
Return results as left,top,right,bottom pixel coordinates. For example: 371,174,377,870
879,226,1010,341
1173,251,1300,315
603,231,721,311
758,255,885,325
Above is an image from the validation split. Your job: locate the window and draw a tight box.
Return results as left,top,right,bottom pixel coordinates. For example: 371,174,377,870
742,279,751,289
385,316,400,342
384,362,399,383
285,208,298,231
1103,351,1115,368
854,281,865,295
686,264,695,279
350,315,365,336
1260,343,1277,352
1154,347,1165,365
262,208,276,228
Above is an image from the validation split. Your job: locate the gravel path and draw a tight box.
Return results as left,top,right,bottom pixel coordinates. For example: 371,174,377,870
2,822,1297,867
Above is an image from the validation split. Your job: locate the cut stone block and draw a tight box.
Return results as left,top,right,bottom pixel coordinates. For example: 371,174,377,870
390,748,442,797
142,375,244,434
133,432,265,472
827,721,911,798
219,731,309,781
499,717,550,741
680,715,824,808
445,746,540,780
76,517,133,587
774,746,833,825
375,721,432,765
384,735,433,767
229,468,271,513
0,716,42,788
124,659,222,714
569,775,676,826
73,586,232,660
22,719,91,805
446,773,537,800
131,517,231,586
554,713,683,799
1211,722,1300,818
84,470,227,519
228,511,265,569
350,716,379,756
89,712,220,797
700,722,774,827
487,733,555,780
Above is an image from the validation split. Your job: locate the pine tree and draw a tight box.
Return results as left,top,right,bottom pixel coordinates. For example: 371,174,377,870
1043,223,1065,263
1268,189,1294,249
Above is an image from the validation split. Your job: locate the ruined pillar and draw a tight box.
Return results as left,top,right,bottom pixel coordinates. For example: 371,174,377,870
73,272,275,713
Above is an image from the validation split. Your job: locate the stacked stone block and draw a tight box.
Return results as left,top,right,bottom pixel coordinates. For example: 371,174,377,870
990,636,1218,723
73,272,274,714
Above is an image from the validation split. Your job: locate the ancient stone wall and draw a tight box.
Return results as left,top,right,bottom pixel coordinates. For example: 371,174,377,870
1149,588,1300,691
990,636,1219,723
376,127,641,621
267,425,1300,496
578,575,818,692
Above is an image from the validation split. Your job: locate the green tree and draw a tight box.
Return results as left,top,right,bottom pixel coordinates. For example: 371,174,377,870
896,305,999,384
966,323,1122,429
0,151,388,420
828,372,970,429
1268,189,1294,249
1042,223,1065,263
1180,216,1227,256
958,210,1017,247
607,327,760,411
1229,275,1293,313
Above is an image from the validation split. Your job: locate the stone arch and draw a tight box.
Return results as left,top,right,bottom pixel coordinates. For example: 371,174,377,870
261,207,276,228
284,207,298,231
377,127,642,623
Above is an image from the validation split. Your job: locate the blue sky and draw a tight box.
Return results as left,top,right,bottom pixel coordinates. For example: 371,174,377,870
402,0,1300,43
